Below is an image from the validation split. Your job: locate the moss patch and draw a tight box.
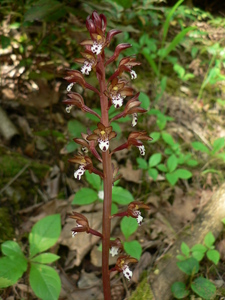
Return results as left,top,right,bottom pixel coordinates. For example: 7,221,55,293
130,277,154,300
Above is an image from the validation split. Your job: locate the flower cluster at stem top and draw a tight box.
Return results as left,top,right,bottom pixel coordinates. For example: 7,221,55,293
64,11,152,282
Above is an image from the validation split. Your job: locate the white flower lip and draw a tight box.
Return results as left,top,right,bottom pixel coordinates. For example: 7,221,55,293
110,246,119,257
98,139,109,152
98,190,104,200
91,42,103,55
130,70,137,80
72,224,82,237
112,94,124,108
122,265,132,281
72,231,77,238
132,113,138,127
136,212,143,226
81,61,92,75
67,82,74,92
74,166,85,180
66,105,73,113
137,145,145,156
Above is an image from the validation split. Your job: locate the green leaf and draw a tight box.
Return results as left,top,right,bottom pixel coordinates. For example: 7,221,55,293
157,114,167,130
137,157,148,170
1,241,24,258
186,159,198,167
204,232,215,248
191,277,216,300
66,140,78,153
176,255,186,261
1,35,11,49
212,137,225,154
166,172,178,186
30,263,61,300
121,217,138,239
0,277,14,288
149,153,162,168
171,281,189,299
112,187,134,205
162,132,175,146
111,122,122,138
31,253,60,264
149,132,161,143
191,244,207,253
217,153,225,162
72,188,98,205
0,256,27,288
162,0,184,43
222,218,225,225
148,168,158,180
85,172,101,190
67,120,86,137
174,169,192,179
24,0,65,22
167,155,178,173
192,141,210,154
155,76,167,102
111,203,118,215
141,48,159,77
161,27,196,59
124,241,142,260
181,242,190,257
183,73,195,81
139,92,150,110
206,250,220,265
112,0,132,8
174,64,185,78
86,108,101,121
29,214,61,258
157,164,168,172
191,244,207,261
177,257,199,275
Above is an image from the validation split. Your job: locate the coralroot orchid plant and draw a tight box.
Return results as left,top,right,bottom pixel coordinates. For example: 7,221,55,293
64,11,151,299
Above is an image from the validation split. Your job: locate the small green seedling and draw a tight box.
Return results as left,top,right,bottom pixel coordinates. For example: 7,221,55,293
0,214,61,300
171,232,219,299
137,131,195,186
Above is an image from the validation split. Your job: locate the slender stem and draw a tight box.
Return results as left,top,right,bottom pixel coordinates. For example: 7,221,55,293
98,54,112,300
102,151,112,300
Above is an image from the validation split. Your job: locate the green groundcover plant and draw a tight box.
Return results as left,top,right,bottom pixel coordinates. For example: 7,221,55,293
0,214,61,300
171,232,220,299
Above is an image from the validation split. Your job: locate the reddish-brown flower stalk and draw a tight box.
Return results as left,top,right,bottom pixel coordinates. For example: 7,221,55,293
64,11,151,300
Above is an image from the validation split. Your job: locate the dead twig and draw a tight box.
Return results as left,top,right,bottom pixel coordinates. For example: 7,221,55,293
0,163,30,195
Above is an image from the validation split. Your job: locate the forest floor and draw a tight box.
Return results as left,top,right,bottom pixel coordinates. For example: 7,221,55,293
1,6,225,300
